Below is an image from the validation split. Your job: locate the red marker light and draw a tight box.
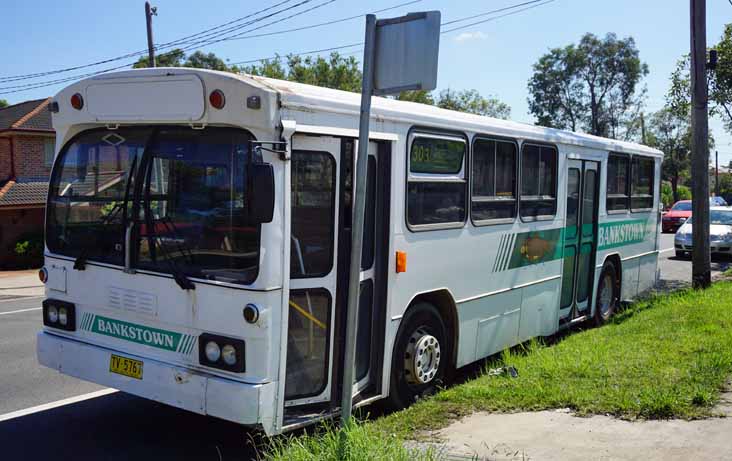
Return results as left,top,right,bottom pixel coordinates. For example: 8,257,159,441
70,93,84,110
209,90,225,110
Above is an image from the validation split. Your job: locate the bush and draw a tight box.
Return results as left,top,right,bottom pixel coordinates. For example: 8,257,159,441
10,232,44,269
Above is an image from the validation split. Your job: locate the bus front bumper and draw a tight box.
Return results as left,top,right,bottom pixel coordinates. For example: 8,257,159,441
37,331,275,427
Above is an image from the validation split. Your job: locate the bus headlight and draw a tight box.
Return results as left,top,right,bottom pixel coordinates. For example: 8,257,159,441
221,345,237,366
42,299,76,331
198,334,245,372
204,341,221,363
47,306,58,323
58,307,68,326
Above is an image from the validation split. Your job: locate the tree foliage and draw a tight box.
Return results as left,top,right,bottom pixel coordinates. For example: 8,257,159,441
668,24,732,133
647,108,691,203
435,89,511,119
132,48,186,68
527,32,648,138
0,99,8,109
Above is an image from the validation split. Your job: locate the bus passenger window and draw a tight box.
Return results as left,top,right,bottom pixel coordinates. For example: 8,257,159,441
520,144,557,219
471,138,517,222
290,151,336,278
607,154,630,212
407,134,467,228
631,156,655,211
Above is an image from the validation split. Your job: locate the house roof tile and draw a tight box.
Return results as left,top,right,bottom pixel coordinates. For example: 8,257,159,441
0,180,48,207
0,98,53,132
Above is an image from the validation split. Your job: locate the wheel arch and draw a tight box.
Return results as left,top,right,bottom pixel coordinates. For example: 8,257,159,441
404,288,459,369
599,253,622,300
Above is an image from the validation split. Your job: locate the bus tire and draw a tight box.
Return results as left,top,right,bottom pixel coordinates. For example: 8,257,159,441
386,302,451,410
594,263,619,326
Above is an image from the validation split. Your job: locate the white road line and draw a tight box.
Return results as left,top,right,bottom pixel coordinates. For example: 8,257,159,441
659,247,675,254
0,307,42,315
0,388,118,423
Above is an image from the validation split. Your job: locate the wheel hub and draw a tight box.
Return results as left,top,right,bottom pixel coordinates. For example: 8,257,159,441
404,328,441,385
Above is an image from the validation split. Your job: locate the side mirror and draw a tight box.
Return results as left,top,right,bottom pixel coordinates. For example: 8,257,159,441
249,163,275,223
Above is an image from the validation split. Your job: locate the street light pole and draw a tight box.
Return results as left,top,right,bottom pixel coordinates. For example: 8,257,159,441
690,0,711,289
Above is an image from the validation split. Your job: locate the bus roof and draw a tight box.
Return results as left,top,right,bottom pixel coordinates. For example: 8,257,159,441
245,73,662,158
54,68,663,158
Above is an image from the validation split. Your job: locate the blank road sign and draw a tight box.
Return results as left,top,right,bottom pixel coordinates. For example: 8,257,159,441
373,11,441,95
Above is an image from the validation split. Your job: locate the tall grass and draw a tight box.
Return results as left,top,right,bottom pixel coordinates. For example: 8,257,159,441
267,282,732,458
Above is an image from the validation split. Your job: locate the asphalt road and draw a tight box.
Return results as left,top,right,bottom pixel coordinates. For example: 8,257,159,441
0,237,722,460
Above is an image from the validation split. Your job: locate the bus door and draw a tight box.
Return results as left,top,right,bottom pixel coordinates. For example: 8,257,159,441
284,135,342,407
284,135,389,411
559,159,600,322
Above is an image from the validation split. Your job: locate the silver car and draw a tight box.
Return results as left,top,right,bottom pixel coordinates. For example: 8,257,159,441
674,206,732,258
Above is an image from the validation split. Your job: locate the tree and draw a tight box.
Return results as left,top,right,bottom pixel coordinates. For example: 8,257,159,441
184,51,229,71
647,108,691,203
132,48,186,68
436,89,511,119
668,24,732,134
395,90,435,105
241,52,362,92
527,33,648,138
0,99,8,108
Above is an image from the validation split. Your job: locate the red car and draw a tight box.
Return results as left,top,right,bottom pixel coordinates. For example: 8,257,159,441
662,200,692,233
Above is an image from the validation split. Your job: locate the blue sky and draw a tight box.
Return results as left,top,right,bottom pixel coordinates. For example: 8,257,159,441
2,0,731,161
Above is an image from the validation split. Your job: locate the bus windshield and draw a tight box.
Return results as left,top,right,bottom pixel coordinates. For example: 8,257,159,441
46,126,261,285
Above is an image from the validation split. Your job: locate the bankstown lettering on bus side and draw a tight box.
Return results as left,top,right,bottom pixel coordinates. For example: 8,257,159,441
598,220,649,250
89,315,181,352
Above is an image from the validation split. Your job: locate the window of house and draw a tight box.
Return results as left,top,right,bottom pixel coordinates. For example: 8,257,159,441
43,139,55,167
407,133,467,228
471,137,517,223
631,156,655,210
520,144,557,219
607,153,630,212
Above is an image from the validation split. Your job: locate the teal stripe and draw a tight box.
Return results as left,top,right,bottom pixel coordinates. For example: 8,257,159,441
187,336,197,354
179,335,190,354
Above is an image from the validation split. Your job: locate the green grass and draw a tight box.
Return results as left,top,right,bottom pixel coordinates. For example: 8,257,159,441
266,282,732,459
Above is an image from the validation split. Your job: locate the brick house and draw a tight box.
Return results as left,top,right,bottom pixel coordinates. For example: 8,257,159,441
0,98,54,267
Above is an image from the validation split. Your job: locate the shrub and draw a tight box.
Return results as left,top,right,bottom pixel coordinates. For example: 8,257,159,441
10,232,44,269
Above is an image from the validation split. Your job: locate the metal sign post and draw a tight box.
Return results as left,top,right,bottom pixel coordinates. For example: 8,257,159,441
340,11,440,428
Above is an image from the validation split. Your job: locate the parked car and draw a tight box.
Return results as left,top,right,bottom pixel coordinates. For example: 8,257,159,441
674,206,732,258
710,196,729,207
662,200,692,233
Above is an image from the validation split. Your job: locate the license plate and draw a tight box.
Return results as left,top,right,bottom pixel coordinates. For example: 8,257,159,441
109,354,143,379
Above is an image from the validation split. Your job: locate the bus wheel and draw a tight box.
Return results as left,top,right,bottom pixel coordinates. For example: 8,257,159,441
594,263,619,326
387,302,450,410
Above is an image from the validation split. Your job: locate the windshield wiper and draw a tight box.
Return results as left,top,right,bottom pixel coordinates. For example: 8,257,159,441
141,162,195,291
74,156,138,271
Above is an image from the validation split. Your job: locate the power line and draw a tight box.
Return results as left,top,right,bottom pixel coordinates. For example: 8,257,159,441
0,0,556,95
442,0,555,34
0,0,302,83
222,0,422,42
0,0,333,92
230,1,556,68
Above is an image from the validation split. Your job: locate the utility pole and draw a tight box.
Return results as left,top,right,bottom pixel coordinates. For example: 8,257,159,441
145,2,157,67
716,150,720,197
640,112,647,145
690,0,711,289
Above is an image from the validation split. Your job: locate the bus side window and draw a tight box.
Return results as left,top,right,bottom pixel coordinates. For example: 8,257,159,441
520,144,557,220
631,156,655,211
290,151,337,278
607,153,630,213
471,137,517,223
407,134,467,228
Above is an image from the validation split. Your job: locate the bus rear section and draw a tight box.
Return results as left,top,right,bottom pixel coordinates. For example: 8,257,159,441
37,69,289,434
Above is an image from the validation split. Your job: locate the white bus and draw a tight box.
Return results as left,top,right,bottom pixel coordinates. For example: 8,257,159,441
37,68,662,435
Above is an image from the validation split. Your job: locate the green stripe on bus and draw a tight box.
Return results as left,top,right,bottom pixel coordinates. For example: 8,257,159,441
493,218,653,272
